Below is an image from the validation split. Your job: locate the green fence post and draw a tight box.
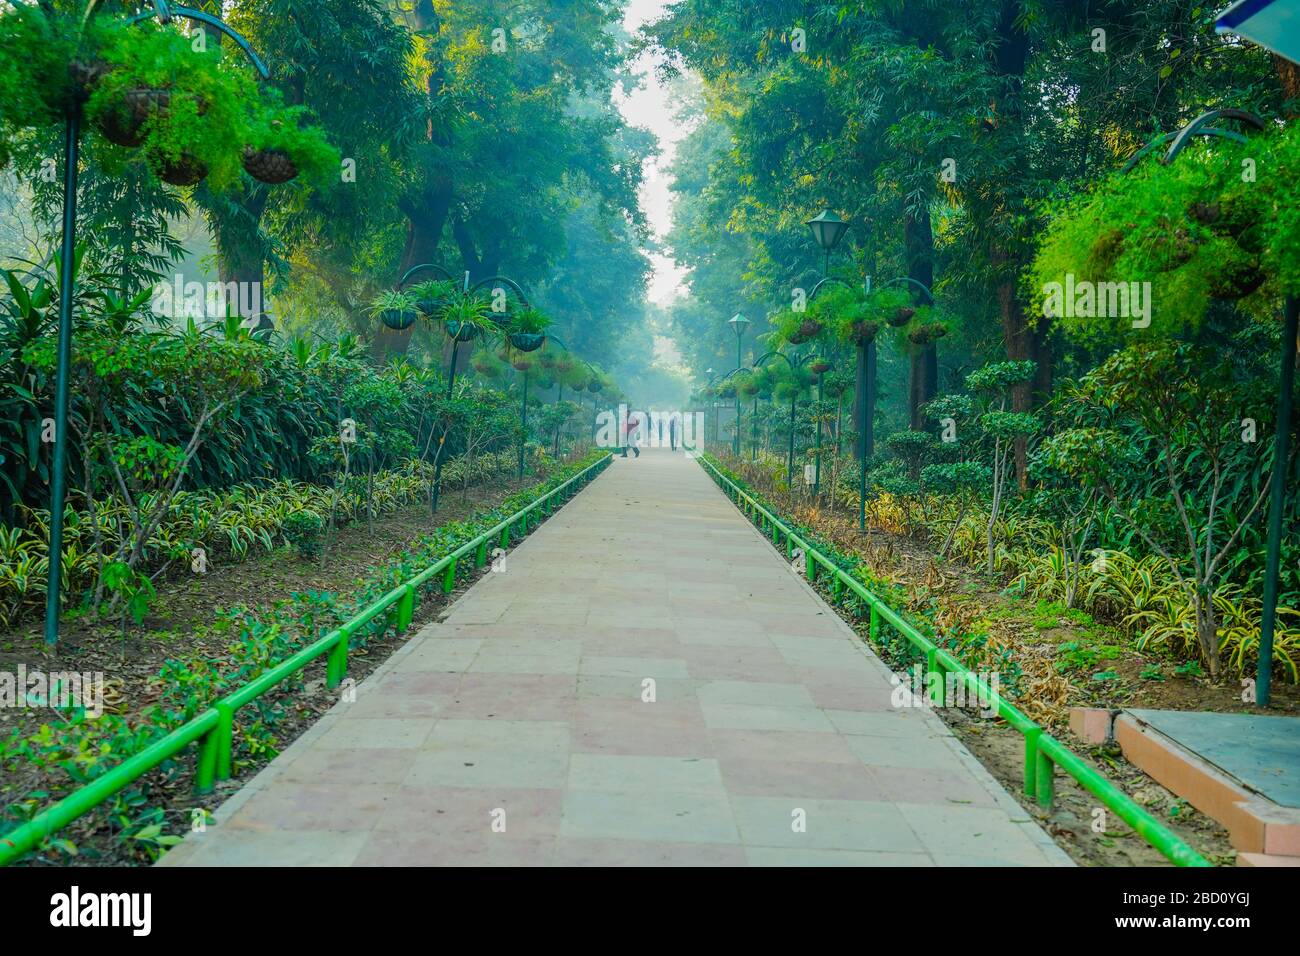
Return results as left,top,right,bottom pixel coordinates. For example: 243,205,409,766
1024,727,1041,798
195,723,218,795
1035,745,1055,808
869,605,880,643
396,584,415,632
443,558,457,595
215,701,234,782
831,574,843,602
327,628,350,690
925,648,944,707
805,550,816,581
500,523,511,549
475,539,489,568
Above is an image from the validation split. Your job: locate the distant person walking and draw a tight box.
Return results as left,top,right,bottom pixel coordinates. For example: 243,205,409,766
621,412,641,458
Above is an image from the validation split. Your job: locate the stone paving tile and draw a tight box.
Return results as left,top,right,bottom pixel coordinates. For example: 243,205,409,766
568,754,725,793
579,656,691,679
730,796,922,853
164,449,1067,868
314,717,436,750
554,838,747,866
701,702,837,733
560,790,740,844
745,847,934,867
717,756,886,801
373,785,564,837
405,749,570,789
353,832,557,867
159,829,369,867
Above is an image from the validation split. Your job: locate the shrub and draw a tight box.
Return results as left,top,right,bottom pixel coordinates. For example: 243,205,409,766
281,510,325,559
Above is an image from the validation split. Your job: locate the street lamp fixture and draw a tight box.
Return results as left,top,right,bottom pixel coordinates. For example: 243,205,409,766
805,208,849,275
728,314,749,455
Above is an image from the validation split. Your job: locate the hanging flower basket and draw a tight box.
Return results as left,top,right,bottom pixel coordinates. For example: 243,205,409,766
242,146,299,184
587,379,603,393
788,319,823,344
810,360,832,375
97,87,169,147
446,319,481,342
512,359,533,372
154,151,208,187
380,308,416,331
1207,259,1266,300
510,332,546,352
889,306,916,327
850,320,880,344
907,323,949,346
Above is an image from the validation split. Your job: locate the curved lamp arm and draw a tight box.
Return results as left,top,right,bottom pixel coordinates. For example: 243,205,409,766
469,274,531,308
753,350,802,371
879,276,935,306
808,276,857,302
91,1,271,80
1120,109,1266,174
397,262,456,288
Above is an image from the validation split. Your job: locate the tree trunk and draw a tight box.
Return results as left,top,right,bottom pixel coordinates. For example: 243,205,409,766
1275,54,1300,112
1196,595,1220,679
905,212,936,429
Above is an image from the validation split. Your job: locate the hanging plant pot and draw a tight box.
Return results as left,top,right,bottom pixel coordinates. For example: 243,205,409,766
154,152,208,187
380,308,416,331
1208,260,1267,300
511,359,533,372
97,87,171,147
850,320,880,344
446,319,481,342
488,310,512,329
587,380,603,393
242,146,299,184
908,323,948,346
1188,199,1258,239
889,306,916,327
510,332,546,352
810,360,832,375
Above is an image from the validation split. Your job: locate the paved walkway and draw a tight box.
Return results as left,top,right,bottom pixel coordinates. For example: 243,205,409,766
162,448,1070,866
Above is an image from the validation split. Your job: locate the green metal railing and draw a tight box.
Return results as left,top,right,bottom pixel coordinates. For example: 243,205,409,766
699,456,1210,867
0,453,612,866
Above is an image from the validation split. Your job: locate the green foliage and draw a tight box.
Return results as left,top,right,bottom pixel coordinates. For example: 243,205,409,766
243,100,341,188
281,510,324,559
1029,122,1300,340
99,560,156,630
367,289,416,317
965,361,1037,396
86,21,261,191
509,306,553,335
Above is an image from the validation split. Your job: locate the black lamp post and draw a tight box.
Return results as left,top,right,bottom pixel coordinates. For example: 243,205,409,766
42,1,270,648
754,350,815,491
393,264,531,508
728,313,749,456
805,209,849,498
702,367,716,446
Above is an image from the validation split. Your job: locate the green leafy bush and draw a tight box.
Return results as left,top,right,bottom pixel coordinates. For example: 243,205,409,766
281,510,324,558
